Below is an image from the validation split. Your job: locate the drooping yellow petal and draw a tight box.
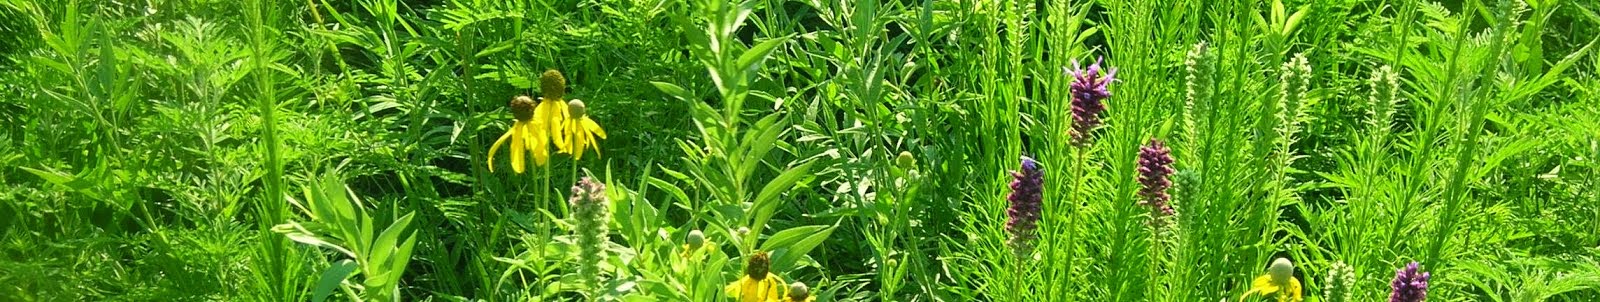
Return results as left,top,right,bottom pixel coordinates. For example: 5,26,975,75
561,117,606,161
725,274,787,302
533,98,569,153
568,122,589,160
526,121,549,166
582,117,605,158
510,120,526,174
553,101,570,145
583,117,606,139
1285,277,1303,301
1240,274,1281,302
768,274,788,299
486,124,514,173
729,278,745,297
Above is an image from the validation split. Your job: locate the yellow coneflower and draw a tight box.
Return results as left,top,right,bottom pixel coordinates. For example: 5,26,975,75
531,70,571,165
680,229,707,260
487,96,539,173
1240,258,1303,302
725,251,786,302
559,99,607,160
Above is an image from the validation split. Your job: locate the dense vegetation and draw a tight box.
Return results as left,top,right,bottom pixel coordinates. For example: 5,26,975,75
3,0,1599,301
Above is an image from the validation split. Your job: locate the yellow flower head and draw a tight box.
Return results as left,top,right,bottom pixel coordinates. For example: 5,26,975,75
486,96,540,173
1240,258,1303,302
560,99,607,160
726,251,786,302
530,70,571,166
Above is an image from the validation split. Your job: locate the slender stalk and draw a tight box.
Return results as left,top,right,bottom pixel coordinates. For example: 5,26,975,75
1424,4,1513,267
246,0,288,299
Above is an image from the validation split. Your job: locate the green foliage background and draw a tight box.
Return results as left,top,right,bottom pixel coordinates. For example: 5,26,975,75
1,0,1598,301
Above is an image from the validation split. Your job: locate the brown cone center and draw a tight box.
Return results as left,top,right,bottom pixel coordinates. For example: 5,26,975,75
510,96,535,121
744,252,770,279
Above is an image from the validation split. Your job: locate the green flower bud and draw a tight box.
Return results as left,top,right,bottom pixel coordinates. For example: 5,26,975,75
788,281,811,300
1269,258,1294,285
568,99,587,118
895,151,916,169
687,229,705,249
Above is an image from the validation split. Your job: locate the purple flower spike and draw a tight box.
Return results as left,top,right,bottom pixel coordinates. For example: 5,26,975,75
1006,156,1044,256
1137,139,1175,221
1389,262,1430,302
1065,57,1117,146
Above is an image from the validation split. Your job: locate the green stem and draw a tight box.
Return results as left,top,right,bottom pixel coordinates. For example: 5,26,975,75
247,0,289,299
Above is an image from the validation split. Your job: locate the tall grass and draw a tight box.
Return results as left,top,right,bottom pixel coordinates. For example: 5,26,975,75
3,0,1600,301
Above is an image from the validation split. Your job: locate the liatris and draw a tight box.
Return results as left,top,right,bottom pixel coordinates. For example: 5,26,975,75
1183,41,1214,151
1137,139,1176,221
1005,156,1044,256
570,177,609,294
1367,65,1400,137
1324,261,1356,302
1389,262,1430,302
1065,57,1116,146
1276,53,1312,143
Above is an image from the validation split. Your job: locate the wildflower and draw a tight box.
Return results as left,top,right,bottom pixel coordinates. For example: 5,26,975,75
1006,156,1044,256
1276,54,1312,142
1389,262,1430,302
1137,139,1176,222
726,251,787,302
1241,258,1303,302
1324,261,1356,302
570,177,609,293
1183,42,1214,150
486,96,540,173
559,99,607,160
1064,57,1116,146
896,151,916,170
787,281,816,302
1367,65,1400,136
681,229,708,259
532,70,571,165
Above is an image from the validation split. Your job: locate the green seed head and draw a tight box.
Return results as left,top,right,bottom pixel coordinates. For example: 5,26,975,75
686,229,705,249
896,151,916,169
568,99,587,118
540,69,566,100
788,281,811,300
1269,258,1294,285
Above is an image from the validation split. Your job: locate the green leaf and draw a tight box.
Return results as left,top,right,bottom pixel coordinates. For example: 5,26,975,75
649,81,693,101
646,176,690,207
368,212,416,271
275,222,357,258
386,232,419,288
736,113,786,182
736,36,790,74
760,225,835,272
748,162,814,238
20,166,104,200
1283,5,1309,36
311,259,359,302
